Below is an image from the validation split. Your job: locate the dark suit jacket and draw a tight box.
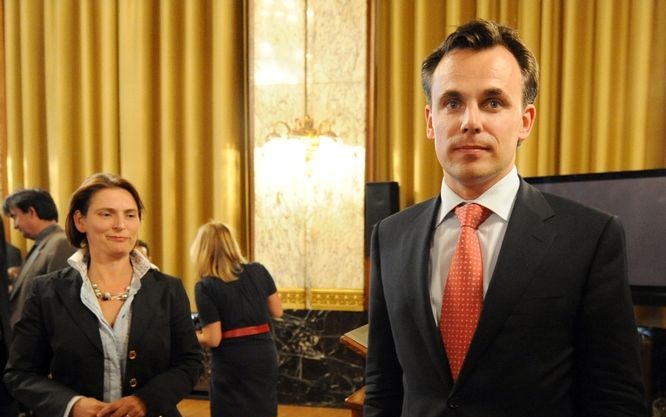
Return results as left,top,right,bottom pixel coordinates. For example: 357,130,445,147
1,221,17,414
9,225,75,328
4,267,202,417
364,180,646,417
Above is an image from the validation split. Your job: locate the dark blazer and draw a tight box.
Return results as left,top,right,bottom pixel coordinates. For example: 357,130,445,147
4,266,202,417
364,180,646,417
1,221,17,415
8,225,75,328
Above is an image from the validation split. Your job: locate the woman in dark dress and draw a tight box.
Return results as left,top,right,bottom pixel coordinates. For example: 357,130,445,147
190,221,283,417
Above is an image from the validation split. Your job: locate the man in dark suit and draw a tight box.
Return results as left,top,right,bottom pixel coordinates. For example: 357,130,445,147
1,220,18,417
363,19,646,417
3,188,76,328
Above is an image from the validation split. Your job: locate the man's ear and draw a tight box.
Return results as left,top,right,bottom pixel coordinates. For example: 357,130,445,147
26,206,38,218
425,104,435,140
518,104,536,142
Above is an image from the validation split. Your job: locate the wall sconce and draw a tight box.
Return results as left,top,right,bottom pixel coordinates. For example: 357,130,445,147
255,117,364,309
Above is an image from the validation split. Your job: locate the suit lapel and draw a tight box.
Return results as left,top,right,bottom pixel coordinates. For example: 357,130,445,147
401,197,454,385
9,243,43,301
53,270,104,354
457,181,557,382
128,271,160,347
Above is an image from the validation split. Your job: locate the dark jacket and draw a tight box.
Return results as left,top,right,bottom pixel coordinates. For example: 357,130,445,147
8,225,75,328
364,180,646,417
4,266,202,417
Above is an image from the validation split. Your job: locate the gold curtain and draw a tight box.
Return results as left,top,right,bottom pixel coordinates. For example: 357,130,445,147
374,0,666,208
2,0,247,300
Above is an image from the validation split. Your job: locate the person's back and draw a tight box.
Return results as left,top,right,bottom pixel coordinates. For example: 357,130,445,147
198,264,275,343
191,222,283,417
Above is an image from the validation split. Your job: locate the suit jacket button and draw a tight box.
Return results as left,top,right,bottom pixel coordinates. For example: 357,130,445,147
129,378,138,388
128,350,137,360
448,399,459,408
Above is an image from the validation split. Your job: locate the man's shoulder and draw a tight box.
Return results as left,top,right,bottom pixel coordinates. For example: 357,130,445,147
43,225,67,239
519,181,617,234
529,186,614,221
379,196,438,228
41,227,75,252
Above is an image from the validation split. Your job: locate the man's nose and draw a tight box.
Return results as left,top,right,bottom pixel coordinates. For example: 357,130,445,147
461,104,482,134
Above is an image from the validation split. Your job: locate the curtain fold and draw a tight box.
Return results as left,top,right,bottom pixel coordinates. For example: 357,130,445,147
3,0,247,300
374,0,666,207
2,0,665,301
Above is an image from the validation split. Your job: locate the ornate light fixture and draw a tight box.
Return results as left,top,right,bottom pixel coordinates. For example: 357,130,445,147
265,0,339,145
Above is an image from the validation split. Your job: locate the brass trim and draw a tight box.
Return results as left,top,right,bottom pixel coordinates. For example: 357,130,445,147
278,288,365,311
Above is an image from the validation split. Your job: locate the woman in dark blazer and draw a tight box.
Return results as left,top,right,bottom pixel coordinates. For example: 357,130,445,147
4,173,201,417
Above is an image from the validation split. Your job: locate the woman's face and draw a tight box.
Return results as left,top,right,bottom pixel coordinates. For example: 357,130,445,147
74,187,140,260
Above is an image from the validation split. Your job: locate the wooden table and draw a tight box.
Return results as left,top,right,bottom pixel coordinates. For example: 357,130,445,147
340,324,368,417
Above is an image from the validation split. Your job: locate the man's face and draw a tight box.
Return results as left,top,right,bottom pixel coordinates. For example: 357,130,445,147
7,206,40,240
425,45,536,199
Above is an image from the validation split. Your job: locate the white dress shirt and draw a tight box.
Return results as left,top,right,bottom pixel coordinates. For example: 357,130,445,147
429,166,520,324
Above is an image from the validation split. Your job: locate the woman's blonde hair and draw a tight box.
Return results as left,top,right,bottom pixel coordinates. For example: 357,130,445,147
190,221,246,282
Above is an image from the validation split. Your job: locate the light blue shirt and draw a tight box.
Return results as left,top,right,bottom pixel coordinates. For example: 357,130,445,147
62,249,156,417
429,166,520,323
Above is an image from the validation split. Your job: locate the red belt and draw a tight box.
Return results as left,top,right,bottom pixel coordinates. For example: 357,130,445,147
222,323,270,339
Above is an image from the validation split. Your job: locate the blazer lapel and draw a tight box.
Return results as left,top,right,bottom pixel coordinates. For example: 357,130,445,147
54,270,104,354
457,181,557,383
128,272,160,347
9,244,43,301
401,197,453,385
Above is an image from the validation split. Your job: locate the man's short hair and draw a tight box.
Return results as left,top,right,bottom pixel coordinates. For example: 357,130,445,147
2,188,59,222
421,19,539,107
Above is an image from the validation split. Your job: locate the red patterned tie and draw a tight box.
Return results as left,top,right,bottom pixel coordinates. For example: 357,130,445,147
440,203,491,380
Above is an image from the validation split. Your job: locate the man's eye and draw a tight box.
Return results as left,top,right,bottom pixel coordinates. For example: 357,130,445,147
487,99,502,109
445,100,460,110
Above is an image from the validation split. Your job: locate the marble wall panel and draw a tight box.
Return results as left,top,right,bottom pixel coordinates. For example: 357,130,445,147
251,0,368,298
273,309,367,406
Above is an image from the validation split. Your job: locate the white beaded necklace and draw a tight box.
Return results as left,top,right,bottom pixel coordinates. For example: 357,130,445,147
91,282,130,302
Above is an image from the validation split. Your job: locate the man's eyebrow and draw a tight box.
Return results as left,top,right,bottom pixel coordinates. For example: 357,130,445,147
483,88,508,98
437,90,463,103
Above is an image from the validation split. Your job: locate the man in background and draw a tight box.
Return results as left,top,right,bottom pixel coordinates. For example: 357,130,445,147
3,189,76,328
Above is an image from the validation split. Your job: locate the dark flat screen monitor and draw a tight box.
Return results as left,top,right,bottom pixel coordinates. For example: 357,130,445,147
525,169,666,306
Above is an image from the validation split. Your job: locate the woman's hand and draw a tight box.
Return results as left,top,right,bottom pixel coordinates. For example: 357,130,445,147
70,397,107,417
96,395,147,417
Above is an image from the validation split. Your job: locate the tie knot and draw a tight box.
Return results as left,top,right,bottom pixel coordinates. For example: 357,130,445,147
454,203,491,229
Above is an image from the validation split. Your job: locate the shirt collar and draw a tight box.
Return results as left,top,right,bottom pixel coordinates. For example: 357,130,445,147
68,248,158,280
34,223,60,245
437,166,520,226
